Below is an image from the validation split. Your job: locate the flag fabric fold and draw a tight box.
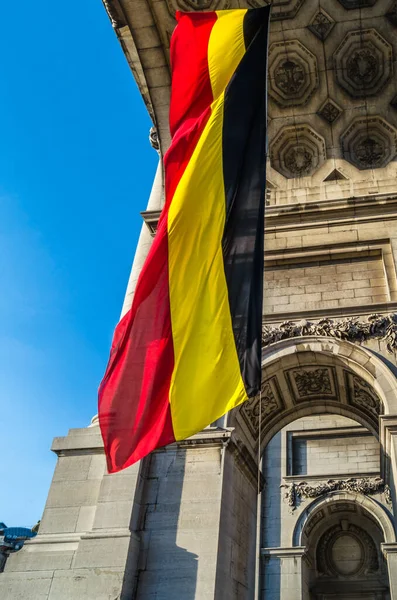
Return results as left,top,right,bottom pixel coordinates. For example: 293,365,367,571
98,6,271,473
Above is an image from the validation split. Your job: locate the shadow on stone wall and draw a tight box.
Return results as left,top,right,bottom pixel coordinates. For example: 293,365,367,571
121,447,198,599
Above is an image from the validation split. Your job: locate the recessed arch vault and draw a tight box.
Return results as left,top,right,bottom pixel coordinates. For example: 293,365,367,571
229,336,397,457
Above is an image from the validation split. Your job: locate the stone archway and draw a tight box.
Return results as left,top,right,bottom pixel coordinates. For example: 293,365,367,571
226,336,397,600
229,336,397,462
295,494,394,600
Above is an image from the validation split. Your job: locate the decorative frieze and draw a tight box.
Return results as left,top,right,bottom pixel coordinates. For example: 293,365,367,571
281,477,392,510
262,314,397,354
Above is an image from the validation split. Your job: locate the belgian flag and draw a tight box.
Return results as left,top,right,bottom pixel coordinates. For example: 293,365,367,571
99,7,271,473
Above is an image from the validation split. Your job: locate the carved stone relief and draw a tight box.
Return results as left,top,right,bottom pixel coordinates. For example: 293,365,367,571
281,477,391,510
345,372,384,420
285,366,337,402
268,41,318,107
262,314,397,354
240,377,284,438
341,116,397,170
308,8,335,41
317,98,342,124
334,30,392,98
270,124,326,178
149,126,160,152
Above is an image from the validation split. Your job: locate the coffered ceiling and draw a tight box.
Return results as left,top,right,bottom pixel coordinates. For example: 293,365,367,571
103,0,397,200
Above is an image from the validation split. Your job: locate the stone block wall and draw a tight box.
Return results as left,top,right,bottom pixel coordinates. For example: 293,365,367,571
290,430,380,476
264,253,389,314
261,415,382,550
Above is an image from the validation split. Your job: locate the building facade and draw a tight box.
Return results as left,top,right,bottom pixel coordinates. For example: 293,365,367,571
2,0,397,598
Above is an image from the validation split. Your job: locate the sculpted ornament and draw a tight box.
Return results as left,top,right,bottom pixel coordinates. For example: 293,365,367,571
274,60,306,95
308,9,335,41
270,124,326,179
262,313,397,354
281,477,392,510
268,41,318,108
293,369,332,396
149,126,160,153
334,30,392,98
240,378,284,438
317,99,342,124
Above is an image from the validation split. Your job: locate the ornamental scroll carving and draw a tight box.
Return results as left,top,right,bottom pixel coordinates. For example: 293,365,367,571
281,477,392,510
262,313,397,354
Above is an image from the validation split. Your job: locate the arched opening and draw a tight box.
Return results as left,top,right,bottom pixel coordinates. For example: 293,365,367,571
301,497,391,599
227,337,397,600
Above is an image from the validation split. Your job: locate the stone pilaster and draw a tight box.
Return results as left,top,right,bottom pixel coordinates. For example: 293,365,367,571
261,547,307,600
382,543,397,600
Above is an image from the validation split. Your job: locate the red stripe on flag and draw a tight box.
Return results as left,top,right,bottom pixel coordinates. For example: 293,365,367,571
170,12,217,138
98,12,217,473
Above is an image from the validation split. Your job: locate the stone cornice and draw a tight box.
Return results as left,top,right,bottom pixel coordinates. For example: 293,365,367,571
141,193,397,235
263,303,397,324
266,200,397,230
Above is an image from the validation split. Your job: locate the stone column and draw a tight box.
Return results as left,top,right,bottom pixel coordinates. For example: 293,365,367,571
261,547,306,600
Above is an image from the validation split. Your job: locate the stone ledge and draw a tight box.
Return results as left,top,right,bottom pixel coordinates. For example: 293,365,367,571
261,546,306,557
81,528,139,542
51,430,104,454
263,301,397,324
173,426,233,448
382,542,397,556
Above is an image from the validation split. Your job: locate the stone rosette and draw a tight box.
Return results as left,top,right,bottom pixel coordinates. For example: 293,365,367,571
341,116,397,170
270,124,326,178
268,40,318,108
308,8,335,41
334,29,393,98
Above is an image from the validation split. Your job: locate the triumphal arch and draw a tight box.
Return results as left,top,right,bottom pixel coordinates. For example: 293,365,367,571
2,0,397,598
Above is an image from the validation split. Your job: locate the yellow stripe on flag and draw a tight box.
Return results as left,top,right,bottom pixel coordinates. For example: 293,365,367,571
208,10,247,101
167,93,248,441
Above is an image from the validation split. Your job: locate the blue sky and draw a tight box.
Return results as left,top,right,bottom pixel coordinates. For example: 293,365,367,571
0,1,157,526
